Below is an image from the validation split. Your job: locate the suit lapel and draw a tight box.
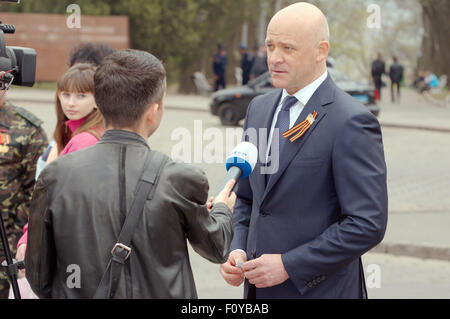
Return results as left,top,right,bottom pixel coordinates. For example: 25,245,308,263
251,90,282,206
261,75,335,204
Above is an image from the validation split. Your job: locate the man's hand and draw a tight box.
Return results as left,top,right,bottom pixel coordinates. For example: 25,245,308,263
220,250,247,287
207,179,237,213
242,254,289,288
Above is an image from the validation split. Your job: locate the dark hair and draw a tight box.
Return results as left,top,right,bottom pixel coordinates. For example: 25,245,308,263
94,49,166,129
54,63,104,153
69,43,116,67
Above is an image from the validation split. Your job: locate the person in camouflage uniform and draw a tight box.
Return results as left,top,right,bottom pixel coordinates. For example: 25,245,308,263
0,91,48,299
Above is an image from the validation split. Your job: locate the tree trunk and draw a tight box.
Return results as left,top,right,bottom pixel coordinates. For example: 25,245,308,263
418,0,450,86
178,56,208,95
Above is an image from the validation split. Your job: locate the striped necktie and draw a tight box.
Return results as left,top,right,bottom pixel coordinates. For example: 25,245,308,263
265,96,299,185
273,95,299,154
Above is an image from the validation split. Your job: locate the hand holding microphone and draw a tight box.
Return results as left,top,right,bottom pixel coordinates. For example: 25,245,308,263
208,180,237,213
209,142,258,212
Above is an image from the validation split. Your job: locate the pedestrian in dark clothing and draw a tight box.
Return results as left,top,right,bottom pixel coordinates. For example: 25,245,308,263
371,52,386,99
389,56,404,103
250,45,268,80
213,45,228,91
240,44,253,85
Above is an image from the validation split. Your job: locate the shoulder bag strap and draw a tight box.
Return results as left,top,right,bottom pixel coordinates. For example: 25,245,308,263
93,150,167,299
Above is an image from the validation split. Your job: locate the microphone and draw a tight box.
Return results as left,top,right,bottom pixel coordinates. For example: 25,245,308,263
213,142,258,202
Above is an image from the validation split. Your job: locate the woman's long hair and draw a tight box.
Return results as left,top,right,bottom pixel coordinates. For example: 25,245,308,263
54,63,104,154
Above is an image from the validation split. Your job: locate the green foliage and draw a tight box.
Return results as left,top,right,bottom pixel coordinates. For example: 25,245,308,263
1,0,254,88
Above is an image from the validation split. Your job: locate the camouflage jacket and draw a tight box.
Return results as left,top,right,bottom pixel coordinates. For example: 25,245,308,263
0,100,48,238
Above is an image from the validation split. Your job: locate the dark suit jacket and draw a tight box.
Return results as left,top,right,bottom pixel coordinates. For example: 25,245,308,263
230,75,388,299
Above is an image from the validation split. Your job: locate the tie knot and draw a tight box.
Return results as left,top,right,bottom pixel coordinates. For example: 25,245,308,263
282,96,298,111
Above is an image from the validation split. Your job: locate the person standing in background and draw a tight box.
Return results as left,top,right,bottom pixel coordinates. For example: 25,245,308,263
371,52,386,99
213,45,228,91
43,43,116,165
240,44,253,85
389,56,404,103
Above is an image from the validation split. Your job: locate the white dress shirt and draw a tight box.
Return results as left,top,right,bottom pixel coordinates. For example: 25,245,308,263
266,70,328,160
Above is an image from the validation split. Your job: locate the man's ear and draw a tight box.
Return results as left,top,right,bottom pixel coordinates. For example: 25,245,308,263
145,102,159,124
316,40,329,63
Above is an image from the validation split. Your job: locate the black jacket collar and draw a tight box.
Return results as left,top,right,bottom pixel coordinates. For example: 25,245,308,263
99,129,149,149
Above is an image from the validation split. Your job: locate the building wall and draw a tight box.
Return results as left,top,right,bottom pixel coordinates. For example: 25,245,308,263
0,12,130,81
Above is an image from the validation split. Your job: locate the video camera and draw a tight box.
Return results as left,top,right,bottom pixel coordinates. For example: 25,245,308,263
0,0,36,89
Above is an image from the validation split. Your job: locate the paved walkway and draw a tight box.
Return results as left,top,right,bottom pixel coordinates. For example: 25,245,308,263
378,88,450,132
371,89,450,261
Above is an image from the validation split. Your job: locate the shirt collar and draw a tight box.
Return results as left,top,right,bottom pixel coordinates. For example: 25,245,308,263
280,69,328,106
65,118,86,133
99,129,150,149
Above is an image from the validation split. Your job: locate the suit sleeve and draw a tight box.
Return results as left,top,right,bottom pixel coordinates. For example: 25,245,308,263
229,100,255,253
282,111,388,295
166,163,234,264
25,170,56,299
229,176,253,253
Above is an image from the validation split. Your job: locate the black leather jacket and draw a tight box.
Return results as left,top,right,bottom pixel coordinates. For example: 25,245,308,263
25,130,233,299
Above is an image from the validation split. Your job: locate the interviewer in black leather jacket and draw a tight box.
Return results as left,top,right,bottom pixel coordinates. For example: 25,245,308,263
25,50,236,299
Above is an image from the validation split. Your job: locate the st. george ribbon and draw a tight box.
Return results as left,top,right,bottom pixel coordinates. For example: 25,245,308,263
213,142,258,204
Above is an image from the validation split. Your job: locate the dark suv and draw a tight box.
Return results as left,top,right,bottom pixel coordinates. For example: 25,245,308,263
210,68,380,126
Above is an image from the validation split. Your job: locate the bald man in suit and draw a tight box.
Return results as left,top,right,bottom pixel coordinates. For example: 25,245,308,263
220,2,388,299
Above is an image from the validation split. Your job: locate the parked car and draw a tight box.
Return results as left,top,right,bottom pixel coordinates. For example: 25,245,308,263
210,68,380,126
